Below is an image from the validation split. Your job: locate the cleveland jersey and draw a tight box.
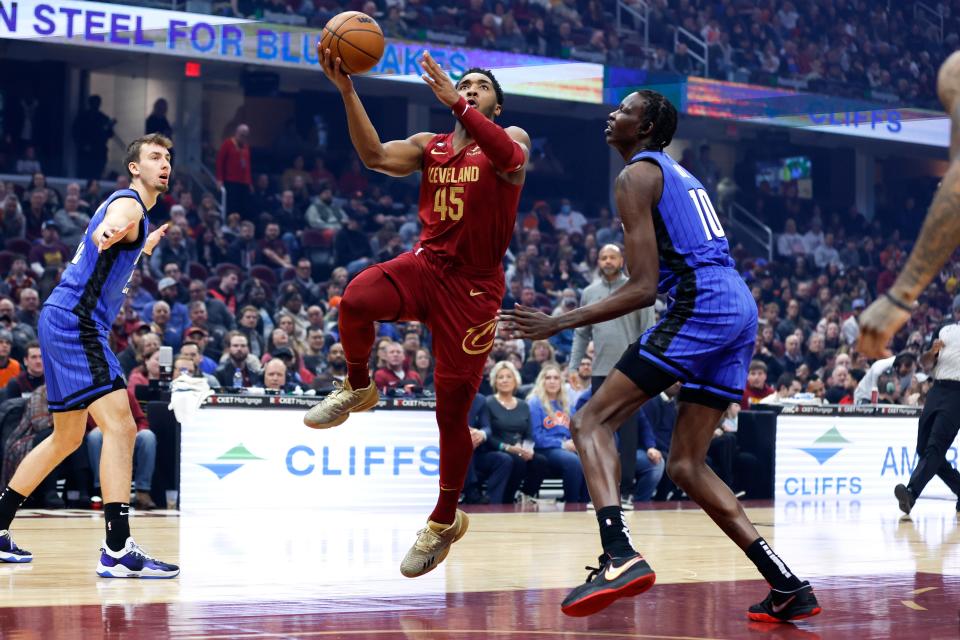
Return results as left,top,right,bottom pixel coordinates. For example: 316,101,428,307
628,150,735,296
45,189,149,329
417,133,522,271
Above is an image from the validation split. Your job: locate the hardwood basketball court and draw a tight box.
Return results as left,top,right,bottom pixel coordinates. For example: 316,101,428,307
1,498,958,638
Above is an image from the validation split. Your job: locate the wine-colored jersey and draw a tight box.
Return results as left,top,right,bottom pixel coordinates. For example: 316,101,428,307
417,132,522,272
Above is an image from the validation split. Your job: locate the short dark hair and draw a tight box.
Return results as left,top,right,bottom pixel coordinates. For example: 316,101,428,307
748,360,768,373
459,67,504,106
25,340,41,356
775,373,795,390
125,133,173,178
636,90,678,151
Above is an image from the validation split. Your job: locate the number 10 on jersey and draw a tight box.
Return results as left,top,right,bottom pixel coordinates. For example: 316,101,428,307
434,186,465,221
688,187,725,241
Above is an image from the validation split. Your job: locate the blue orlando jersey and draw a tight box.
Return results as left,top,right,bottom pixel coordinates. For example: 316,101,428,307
628,150,735,296
44,189,149,329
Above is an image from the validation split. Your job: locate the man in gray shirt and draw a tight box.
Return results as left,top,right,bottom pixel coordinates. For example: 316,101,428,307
570,244,655,503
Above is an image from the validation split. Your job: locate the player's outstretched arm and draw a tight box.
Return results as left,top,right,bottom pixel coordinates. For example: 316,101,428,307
318,47,432,177
499,163,659,339
858,159,960,357
419,52,529,181
93,197,143,253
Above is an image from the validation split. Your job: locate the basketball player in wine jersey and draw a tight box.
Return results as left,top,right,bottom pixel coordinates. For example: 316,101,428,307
305,50,529,576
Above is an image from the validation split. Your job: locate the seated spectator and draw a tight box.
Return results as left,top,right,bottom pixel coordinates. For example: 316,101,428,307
263,357,292,393
374,341,422,394
853,352,917,405
4,256,36,308
529,363,587,503
127,349,160,393
258,222,293,270
179,340,220,387
236,304,267,359
824,365,855,404
0,297,36,362
145,278,190,340
311,342,347,390
740,360,773,409
215,332,262,388
149,223,192,278
208,267,240,317
565,356,592,408
86,388,157,509
412,347,435,392
2,194,26,239
124,269,155,317
16,288,40,331
118,325,160,377
4,341,43,400
476,361,547,503
0,329,21,388
759,373,802,404
521,339,556,383
302,326,327,376
305,186,345,231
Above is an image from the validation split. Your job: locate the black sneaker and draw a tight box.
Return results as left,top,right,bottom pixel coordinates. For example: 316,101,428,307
560,553,656,617
748,581,822,623
895,484,916,515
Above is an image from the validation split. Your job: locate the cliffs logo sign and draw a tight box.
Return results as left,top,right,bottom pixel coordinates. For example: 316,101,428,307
199,443,263,479
797,426,850,465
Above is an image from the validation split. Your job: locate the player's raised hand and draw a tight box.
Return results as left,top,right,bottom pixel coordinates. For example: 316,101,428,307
419,51,459,108
143,223,170,256
96,220,138,253
498,304,560,340
317,44,354,94
856,295,912,358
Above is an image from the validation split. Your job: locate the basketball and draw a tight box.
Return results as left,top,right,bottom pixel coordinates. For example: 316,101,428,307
319,11,385,75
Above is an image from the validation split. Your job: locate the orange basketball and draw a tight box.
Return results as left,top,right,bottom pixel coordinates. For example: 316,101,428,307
319,11,385,75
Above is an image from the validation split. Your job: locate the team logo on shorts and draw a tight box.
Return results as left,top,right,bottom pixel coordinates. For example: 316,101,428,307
462,318,498,355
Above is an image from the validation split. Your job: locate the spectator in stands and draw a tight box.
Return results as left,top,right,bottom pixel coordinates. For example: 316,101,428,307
311,342,347,390
0,297,35,361
150,223,192,278
180,334,218,376
553,198,587,235
4,341,42,400
529,363,586,502
760,373,802,405
23,189,51,240
146,98,173,138
14,145,41,175
215,332,261,388
302,326,326,375
127,348,160,392
72,95,115,179
208,267,239,317
670,41,696,75
740,360,773,409
258,222,294,270
2,194,25,239
305,186,345,231
374,341,422,394
334,215,373,276
30,173,61,209
216,123,253,218
227,220,259,271
145,299,179,351
262,355,292,393
189,279,233,334
117,323,158,376
854,352,917,405
381,5,409,38
236,304,267,359
478,361,546,503
86,388,157,509
28,221,70,276
521,339,555,383
412,348,434,391
813,233,843,270
4,256,36,303
16,288,40,331
0,329,20,388
565,356,592,410
825,366,855,404
53,193,90,249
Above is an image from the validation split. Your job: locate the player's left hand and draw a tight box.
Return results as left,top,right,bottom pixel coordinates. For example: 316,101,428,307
856,295,912,359
498,304,560,340
419,51,459,108
142,223,170,256
96,220,138,253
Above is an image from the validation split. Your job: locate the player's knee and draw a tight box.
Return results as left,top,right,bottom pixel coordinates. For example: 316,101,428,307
570,412,588,440
666,457,696,488
52,427,85,452
100,419,137,440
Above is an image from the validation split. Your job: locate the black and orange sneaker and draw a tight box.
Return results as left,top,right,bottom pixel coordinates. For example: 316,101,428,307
748,581,822,623
560,553,656,617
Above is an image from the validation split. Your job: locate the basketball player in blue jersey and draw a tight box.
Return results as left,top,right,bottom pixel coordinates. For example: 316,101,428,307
0,133,179,578
500,91,819,622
